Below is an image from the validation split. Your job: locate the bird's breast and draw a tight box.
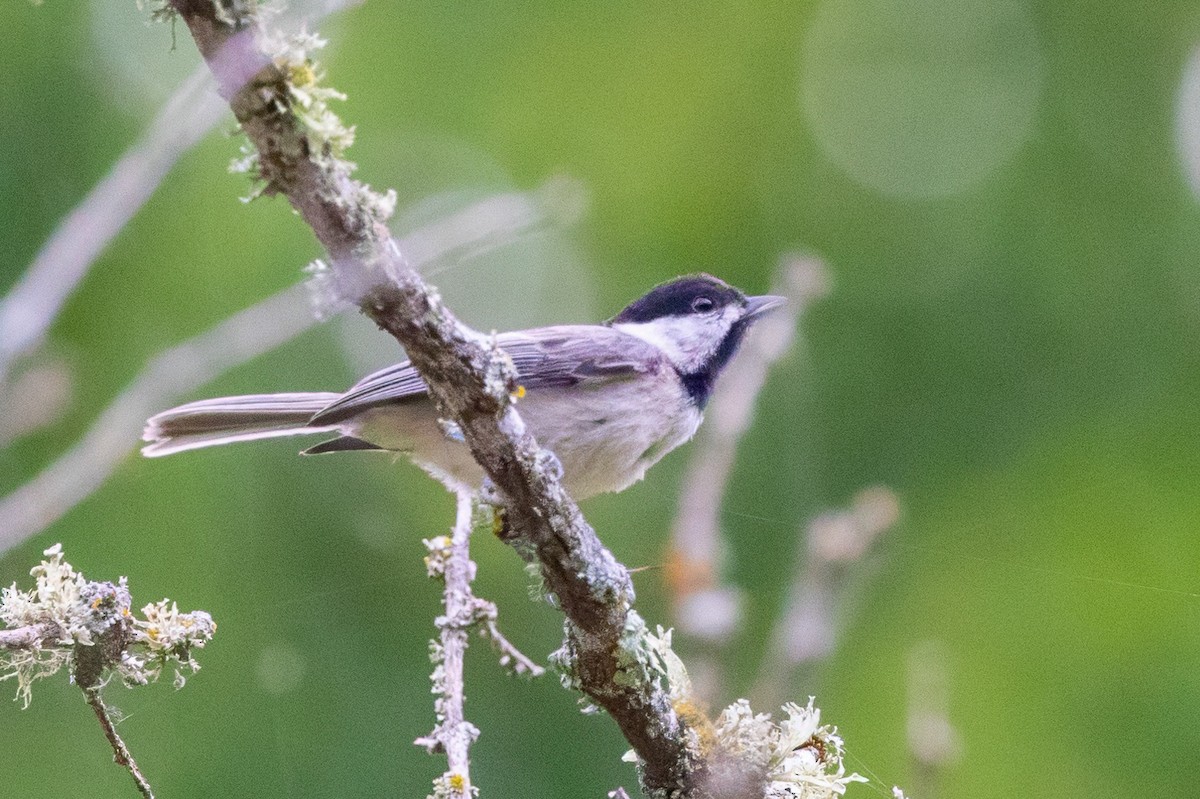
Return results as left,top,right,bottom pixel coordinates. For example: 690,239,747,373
519,373,701,497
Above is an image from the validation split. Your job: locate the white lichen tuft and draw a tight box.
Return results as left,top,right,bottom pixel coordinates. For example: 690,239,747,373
264,27,356,160
713,699,777,772
763,698,868,799
590,615,865,799
131,599,217,688
0,544,86,707
643,625,692,702
303,258,351,320
423,536,454,580
2,544,86,637
604,613,678,694
0,544,216,706
707,696,868,798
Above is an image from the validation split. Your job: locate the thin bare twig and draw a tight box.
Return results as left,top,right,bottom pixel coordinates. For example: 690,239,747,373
0,0,361,389
751,486,900,707
83,687,155,799
0,623,60,650
0,284,314,553
472,597,544,678
169,2,700,792
0,65,225,388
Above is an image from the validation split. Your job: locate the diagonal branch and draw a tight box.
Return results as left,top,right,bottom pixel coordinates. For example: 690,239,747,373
0,284,315,553
0,0,365,390
471,596,544,678
166,1,700,793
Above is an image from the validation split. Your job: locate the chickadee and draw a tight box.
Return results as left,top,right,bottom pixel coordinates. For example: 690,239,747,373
142,274,784,499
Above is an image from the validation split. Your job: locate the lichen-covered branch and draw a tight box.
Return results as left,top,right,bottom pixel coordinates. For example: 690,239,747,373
164,1,700,793
1,544,216,798
417,495,545,797
417,490,483,798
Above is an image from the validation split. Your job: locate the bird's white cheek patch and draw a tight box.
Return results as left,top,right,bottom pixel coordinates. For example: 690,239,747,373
614,314,733,373
613,321,683,362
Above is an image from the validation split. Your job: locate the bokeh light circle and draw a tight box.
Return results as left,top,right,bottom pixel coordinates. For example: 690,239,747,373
801,0,1044,199
257,643,307,695
1175,45,1200,199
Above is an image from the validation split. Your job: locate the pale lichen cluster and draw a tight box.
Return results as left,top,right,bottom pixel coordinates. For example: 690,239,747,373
423,535,455,579
703,696,869,799
0,544,215,706
195,0,396,230
569,618,869,799
133,598,217,689
261,26,357,161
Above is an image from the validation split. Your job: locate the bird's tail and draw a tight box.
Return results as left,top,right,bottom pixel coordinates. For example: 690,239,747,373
141,392,342,457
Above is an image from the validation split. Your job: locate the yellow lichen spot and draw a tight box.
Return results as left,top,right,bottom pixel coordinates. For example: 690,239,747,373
122,608,130,617
146,628,159,641
91,598,103,609
448,773,466,792
513,385,526,399
672,697,718,757
288,62,317,88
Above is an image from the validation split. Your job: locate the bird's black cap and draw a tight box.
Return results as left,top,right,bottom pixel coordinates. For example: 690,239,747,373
608,274,746,324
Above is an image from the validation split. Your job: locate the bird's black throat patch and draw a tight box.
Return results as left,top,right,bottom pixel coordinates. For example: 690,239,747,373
677,315,754,408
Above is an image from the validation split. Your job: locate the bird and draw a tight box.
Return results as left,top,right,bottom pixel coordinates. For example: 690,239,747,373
142,274,785,499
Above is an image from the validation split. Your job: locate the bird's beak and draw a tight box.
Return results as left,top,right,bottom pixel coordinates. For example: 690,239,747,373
744,294,787,318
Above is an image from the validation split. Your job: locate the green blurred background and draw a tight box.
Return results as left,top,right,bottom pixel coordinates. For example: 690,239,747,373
4,0,1200,796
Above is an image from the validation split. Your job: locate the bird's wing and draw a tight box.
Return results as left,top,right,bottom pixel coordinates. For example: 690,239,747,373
310,325,665,425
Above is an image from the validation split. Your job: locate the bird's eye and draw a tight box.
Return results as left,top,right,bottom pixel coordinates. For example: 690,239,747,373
691,296,715,313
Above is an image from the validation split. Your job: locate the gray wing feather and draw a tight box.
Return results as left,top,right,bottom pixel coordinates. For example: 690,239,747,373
310,325,663,425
